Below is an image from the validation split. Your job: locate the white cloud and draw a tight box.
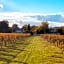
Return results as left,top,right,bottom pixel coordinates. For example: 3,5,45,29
0,4,3,8
0,12,64,28
48,21,64,27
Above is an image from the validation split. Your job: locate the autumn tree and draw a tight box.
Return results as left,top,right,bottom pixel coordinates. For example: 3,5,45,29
37,22,49,34
31,25,38,33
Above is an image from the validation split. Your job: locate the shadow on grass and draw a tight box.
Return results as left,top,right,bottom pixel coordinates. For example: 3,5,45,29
0,40,30,64
0,57,27,64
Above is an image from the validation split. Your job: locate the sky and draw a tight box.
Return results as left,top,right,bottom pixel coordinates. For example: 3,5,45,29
0,0,64,27
0,0,64,14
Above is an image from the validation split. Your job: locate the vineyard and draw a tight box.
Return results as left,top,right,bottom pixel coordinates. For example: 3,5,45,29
0,33,64,64
41,34,64,50
0,33,31,48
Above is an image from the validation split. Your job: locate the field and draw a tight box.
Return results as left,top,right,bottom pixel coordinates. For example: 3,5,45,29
0,33,64,64
41,34,64,50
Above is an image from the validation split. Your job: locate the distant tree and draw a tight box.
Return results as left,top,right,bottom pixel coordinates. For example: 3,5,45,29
0,20,9,32
22,24,31,33
31,25,38,33
37,22,49,34
8,27,12,33
27,24,30,32
22,24,28,32
12,24,19,32
57,27,64,35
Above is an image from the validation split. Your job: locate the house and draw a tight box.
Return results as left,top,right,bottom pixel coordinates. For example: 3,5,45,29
13,28,23,33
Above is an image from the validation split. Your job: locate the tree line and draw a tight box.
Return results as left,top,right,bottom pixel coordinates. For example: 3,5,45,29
0,20,64,35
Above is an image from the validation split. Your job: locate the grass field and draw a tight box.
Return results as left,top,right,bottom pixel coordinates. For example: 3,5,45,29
0,36,64,64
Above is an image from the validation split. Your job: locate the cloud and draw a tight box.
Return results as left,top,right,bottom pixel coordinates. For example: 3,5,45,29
0,12,64,28
48,21,64,27
0,4,3,8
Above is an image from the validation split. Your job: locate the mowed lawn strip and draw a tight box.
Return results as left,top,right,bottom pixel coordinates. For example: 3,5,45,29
10,36,64,64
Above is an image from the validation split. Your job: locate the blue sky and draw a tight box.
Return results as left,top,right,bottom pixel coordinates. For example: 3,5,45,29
0,0,64,14
0,0,64,27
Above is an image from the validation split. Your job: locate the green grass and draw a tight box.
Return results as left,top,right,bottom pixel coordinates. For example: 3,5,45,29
0,36,64,64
